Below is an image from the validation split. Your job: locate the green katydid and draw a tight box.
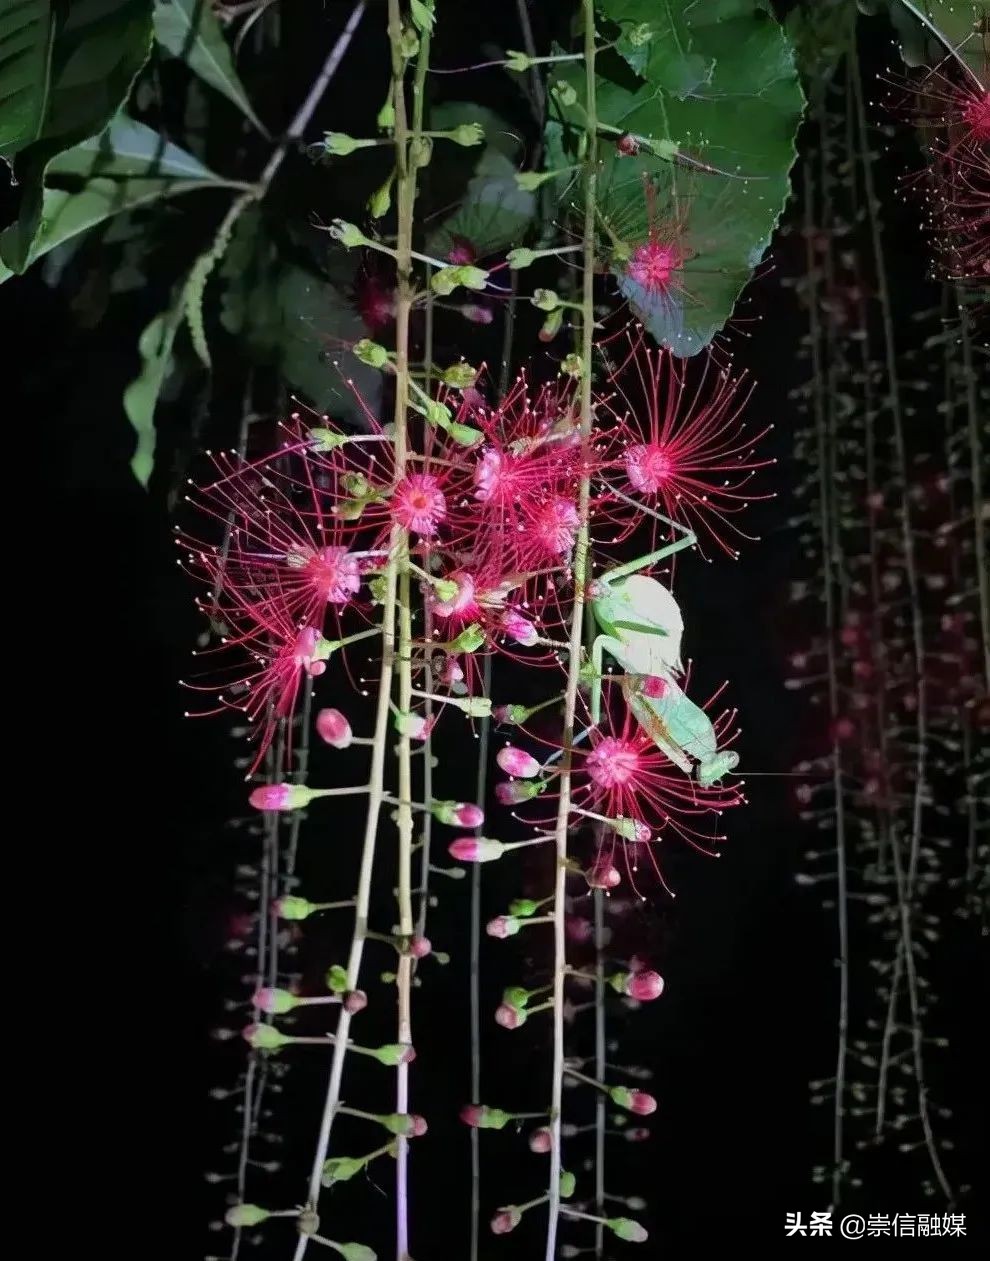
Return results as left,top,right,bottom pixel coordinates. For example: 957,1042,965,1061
587,513,740,788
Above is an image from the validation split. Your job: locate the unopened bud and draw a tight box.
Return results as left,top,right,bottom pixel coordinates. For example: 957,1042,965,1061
531,288,560,312
243,1023,290,1051
316,708,353,749
497,746,541,778
441,362,479,389
249,783,317,812
224,1204,270,1227
326,964,349,993
495,1003,527,1029
252,987,298,1015
274,895,315,921
608,1217,649,1243
353,338,389,368
507,247,537,269
372,1043,415,1066
329,219,366,248
459,1104,511,1129
447,123,484,146
487,915,521,939
449,837,505,863
529,1127,553,1153
559,1170,576,1197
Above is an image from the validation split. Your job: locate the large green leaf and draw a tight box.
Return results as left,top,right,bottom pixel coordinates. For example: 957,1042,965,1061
548,0,805,355
0,116,239,282
1,0,153,271
48,113,229,181
153,0,266,133
424,103,536,260
0,0,54,161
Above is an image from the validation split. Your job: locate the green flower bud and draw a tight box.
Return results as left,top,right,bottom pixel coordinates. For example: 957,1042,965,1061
321,1156,366,1186
559,1170,576,1198
508,897,540,917
337,1244,377,1261
326,964,349,993
275,895,314,921
398,24,420,58
608,1218,649,1243
531,288,560,312
431,578,460,604
308,427,349,451
424,399,453,426
507,247,537,270
244,1024,290,1051
367,174,394,219
224,1204,271,1227
514,170,556,192
561,352,584,378
628,22,654,47
329,219,366,248
505,49,533,71
551,80,578,107
449,624,486,653
503,985,530,1009
410,135,433,168
372,1042,415,1066
447,122,484,147
353,338,390,369
368,575,387,604
441,362,478,389
410,0,435,33
342,471,370,497
445,422,484,447
377,96,395,131
323,133,373,157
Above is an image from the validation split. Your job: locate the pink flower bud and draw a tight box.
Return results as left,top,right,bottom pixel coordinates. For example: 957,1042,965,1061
449,837,505,863
495,780,543,805
251,987,298,1015
626,970,665,1002
501,609,539,647
316,708,353,749
461,303,494,325
447,235,477,265
440,657,464,686
624,1127,650,1142
491,1207,522,1235
459,1104,511,1129
486,915,521,939
495,1002,527,1030
344,989,367,1014
407,935,432,959
249,783,315,812
566,916,593,943
497,745,541,778
528,1127,553,1153
609,1086,657,1116
586,860,621,890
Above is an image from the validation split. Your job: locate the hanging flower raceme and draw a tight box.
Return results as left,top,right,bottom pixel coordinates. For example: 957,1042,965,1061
884,48,990,284
497,693,745,896
599,332,774,559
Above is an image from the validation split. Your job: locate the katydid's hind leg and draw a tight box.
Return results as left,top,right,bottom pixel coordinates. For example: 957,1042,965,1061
590,634,624,724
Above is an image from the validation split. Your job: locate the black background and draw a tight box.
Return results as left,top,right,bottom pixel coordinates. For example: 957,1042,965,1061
10,0,987,1256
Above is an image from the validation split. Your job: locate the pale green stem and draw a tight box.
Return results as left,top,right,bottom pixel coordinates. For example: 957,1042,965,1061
545,4,597,1257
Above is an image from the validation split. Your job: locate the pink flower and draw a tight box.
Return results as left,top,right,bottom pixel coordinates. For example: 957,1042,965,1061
501,609,539,647
392,473,447,536
344,989,367,1013
316,708,353,749
604,332,771,559
495,780,541,805
495,1003,526,1029
642,675,668,699
286,544,360,605
496,746,541,778
408,935,432,959
472,448,503,503
626,970,665,1002
525,495,579,557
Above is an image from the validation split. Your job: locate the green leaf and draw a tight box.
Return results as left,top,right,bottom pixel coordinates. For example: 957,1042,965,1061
552,0,805,355
1,0,153,271
153,0,266,133
0,174,223,283
125,291,186,486
885,1,988,78
0,0,54,161
219,208,384,425
48,113,227,181
425,103,535,259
